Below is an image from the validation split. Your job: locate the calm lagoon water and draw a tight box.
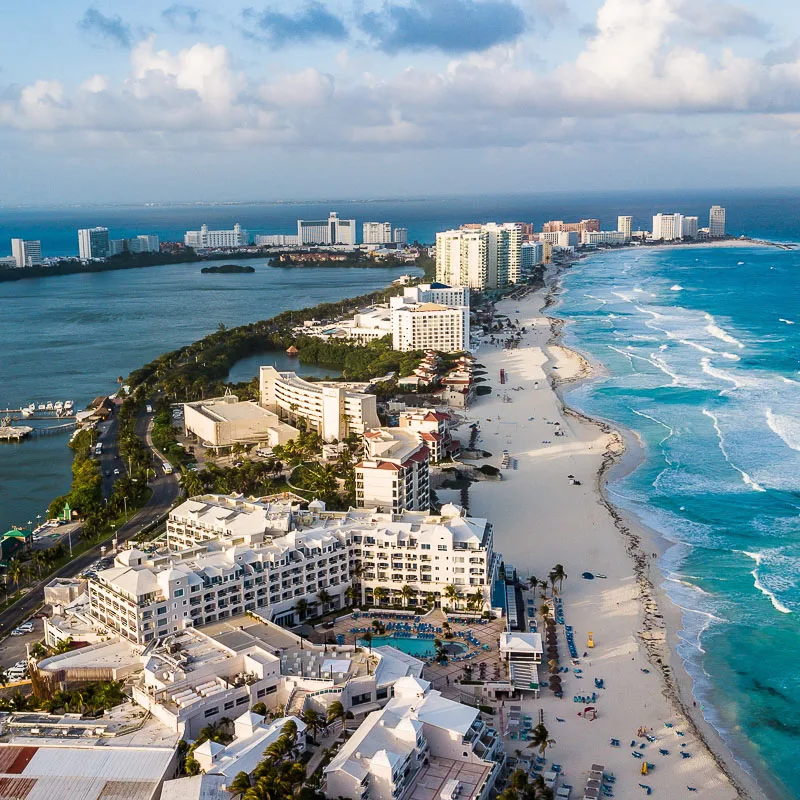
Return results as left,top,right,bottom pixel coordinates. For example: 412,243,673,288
0,258,414,532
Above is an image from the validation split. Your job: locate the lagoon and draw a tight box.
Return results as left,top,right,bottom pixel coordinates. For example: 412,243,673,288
0,258,416,532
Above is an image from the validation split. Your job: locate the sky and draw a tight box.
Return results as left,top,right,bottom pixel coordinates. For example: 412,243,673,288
2,0,800,203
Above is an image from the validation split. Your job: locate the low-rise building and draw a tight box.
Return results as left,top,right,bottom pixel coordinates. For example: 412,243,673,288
323,676,503,800
194,712,306,781
0,743,176,800
581,230,627,245
357,430,430,513
259,366,380,441
499,631,543,696
183,393,298,449
397,409,457,462
184,224,248,248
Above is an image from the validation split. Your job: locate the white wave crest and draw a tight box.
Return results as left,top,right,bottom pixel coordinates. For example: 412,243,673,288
765,409,800,453
670,285,684,291
779,318,795,325
679,339,716,355
741,551,792,614
702,408,766,492
699,358,753,389
704,314,745,349
630,408,675,446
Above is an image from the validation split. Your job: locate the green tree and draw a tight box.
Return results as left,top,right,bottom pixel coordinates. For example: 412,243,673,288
326,700,347,737
372,586,388,606
528,723,555,758
294,598,309,622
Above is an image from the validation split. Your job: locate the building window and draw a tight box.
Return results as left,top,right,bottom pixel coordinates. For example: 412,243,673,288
174,589,184,598
351,692,372,706
204,707,220,718
157,606,166,615
236,696,249,706
224,701,235,710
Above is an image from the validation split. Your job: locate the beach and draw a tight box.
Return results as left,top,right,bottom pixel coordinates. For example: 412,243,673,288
457,282,761,799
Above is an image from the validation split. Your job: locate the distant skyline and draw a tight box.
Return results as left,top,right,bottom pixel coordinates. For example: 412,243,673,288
2,0,800,203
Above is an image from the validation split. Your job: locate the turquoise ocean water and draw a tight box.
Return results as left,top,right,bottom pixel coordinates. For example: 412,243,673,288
557,245,800,799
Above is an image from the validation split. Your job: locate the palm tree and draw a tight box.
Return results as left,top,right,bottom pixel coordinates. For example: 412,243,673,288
539,603,551,623
528,723,555,758
30,642,47,661
301,708,325,741
327,700,347,737
444,583,461,610
426,592,436,609
228,771,252,796
468,589,484,613
318,589,332,613
372,587,388,607
528,575,539,594
362,631,373,653
294,598,309,622
400,584,415,608
7,559,23,594
344,585,357,606
551,564,567,593
547,570,559,597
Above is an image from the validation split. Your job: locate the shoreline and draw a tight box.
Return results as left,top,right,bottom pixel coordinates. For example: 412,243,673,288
463,280,755,798
544,265,776,800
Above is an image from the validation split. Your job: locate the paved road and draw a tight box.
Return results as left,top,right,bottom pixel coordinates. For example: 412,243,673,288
0,403,181,639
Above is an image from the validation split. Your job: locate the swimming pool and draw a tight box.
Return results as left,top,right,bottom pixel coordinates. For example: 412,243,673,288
359,635,467,658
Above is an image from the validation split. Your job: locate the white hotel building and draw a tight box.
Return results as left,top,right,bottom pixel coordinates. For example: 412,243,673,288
85,496,497,644
436,223,521,290
357,429,430,513
184,223,248,248
298,212,356,245
324,676,503,800
259,366,380,441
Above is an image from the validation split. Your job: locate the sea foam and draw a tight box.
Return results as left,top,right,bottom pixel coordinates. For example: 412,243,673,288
702,408,766,491
741,551,792,614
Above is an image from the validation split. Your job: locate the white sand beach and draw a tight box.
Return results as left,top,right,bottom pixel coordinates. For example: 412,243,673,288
456,286,752,800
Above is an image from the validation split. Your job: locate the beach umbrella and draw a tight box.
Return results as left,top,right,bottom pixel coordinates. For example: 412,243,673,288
548,658,558,668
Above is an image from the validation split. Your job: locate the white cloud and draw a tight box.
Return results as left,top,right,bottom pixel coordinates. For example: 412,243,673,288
0,0,797,155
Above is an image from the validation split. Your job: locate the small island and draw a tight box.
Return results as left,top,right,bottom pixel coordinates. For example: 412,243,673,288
200,264,256,274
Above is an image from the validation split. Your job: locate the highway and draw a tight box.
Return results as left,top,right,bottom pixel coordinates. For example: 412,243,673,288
0,402,181,638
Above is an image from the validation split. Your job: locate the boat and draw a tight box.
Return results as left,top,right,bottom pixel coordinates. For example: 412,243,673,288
37,404,45,410
45,402,54,410
64,400,74,411
21,408,33,418
54,401,63,412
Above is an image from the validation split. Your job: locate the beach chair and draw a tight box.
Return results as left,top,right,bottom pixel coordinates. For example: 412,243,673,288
680,751,692,759
638,785,652,796
658,749,669,756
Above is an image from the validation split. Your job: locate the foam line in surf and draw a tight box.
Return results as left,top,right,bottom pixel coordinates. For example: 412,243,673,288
741,551,792,614
702,408,766,492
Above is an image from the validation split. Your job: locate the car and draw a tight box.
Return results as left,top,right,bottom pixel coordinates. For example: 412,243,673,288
19,622,34,631
113,468,120,475
10,629,24,636
105,470,111,476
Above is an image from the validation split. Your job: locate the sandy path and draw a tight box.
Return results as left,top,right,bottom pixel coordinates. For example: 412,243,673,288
457,288,741,800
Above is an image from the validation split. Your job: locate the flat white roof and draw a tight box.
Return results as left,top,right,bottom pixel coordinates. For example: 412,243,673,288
500,632,543,654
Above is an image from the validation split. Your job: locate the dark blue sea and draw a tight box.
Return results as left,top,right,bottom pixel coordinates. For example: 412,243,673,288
3,189,800,796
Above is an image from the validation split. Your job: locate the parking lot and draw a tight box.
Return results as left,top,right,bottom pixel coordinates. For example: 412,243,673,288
0,617,44,683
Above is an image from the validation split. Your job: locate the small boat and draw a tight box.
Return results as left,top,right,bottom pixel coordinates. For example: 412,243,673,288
37,404,45,410
21,408,33,418
595,573,608,579
54,402,63,412
45,402,54,410
64,400,74,410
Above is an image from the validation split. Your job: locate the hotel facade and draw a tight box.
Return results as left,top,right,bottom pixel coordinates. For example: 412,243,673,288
259,366,380,441
85,496,497,645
